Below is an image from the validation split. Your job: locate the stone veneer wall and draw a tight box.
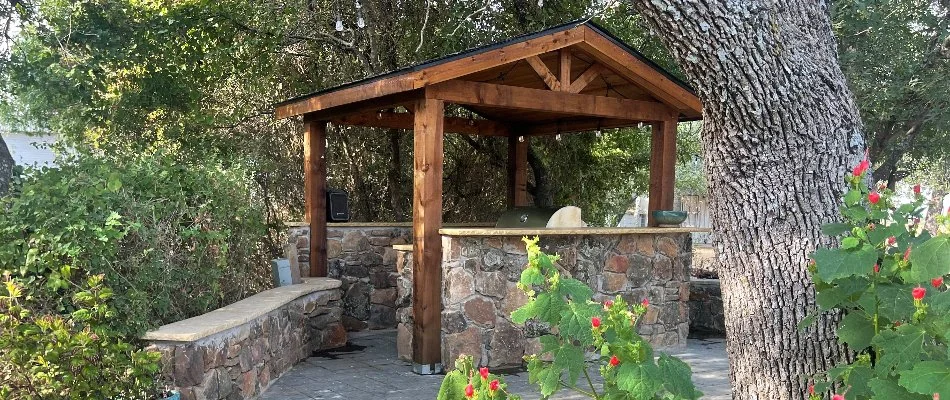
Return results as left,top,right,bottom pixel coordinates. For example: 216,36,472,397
287,224,410,331
145,281,346,400
688,278,725,337
396,233,692,369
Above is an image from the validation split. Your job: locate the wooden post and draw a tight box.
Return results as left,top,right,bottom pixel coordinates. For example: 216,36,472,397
304,119,328,277
507,135,529,207
648,118,677,226
559,49,572,90
411,98,444,373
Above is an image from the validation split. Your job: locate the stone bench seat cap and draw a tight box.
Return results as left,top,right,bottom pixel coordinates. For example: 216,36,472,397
143,278,342,342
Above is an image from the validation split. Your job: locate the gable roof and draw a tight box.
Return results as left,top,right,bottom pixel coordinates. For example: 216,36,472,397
275,20,702,122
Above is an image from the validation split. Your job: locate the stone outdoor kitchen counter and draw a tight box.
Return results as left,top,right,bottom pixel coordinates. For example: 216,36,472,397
395,228,706,369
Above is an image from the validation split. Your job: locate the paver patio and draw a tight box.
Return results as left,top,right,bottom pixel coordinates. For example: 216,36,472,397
259,330,731,400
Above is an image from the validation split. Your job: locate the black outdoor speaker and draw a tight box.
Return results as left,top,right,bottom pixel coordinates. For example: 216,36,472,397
326,188,350,222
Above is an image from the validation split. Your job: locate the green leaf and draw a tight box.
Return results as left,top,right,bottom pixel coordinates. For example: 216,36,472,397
616,362,661,399
909,236,950,282
106,173,122,192
526,356,560,397
816,278,870,309
846,365,874,398
837,311,874,350
436,368,470,400
822,222,854,236
877,283,917,322
873,324,927,375
898,361,950,396
842,236,861,249
520,267,543,287
558,302,600,346
657,354,702,399
815,245,879,281
511,292,563,325
844,189,863,206
556,277,593,302
797,312,817,331
869,377,930,400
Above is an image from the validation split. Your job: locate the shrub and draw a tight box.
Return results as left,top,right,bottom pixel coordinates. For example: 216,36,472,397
0,150,271,337
0,273,161,399
438,237,701,399
437,355,521,400
805,157,950,399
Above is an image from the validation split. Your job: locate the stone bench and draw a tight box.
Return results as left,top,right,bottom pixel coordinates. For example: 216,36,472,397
144,278,346,400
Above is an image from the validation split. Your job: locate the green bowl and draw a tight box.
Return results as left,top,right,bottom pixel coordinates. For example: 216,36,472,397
651,211,687,226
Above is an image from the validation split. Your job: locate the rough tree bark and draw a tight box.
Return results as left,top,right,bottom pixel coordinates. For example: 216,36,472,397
0,136,12,196
627,0,864,397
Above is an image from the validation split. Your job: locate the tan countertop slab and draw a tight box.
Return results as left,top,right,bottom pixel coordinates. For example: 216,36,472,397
392,244,414,251
142,278,341,342
439,227,711,236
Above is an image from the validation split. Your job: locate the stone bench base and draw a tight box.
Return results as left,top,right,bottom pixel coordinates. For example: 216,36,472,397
144,278,346,400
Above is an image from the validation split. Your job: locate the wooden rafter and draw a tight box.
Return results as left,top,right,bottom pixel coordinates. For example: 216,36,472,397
427,80,675,122
566,64,604,93
525,56,561,91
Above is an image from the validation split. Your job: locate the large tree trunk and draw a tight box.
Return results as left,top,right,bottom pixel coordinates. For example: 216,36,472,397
627,0,863,397
0,136,13,196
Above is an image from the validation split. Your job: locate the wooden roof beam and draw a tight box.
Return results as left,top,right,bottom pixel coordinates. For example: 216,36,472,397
426,80,676,122
525,56,561,91
330,111,509,136
566,64,604,93
525,118,642,136
576,25,702,114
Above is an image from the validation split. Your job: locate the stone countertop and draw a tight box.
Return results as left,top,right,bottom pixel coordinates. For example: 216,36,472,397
438,227,711,236
392,244,414,251
142,278,341,342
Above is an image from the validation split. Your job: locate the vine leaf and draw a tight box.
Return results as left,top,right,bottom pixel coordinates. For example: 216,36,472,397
898,361,950,396
836,311,874,350
908,236,950,282
814,245,878,281
872,324,927,375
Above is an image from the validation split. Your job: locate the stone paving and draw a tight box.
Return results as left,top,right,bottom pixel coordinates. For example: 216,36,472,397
258,330,731,400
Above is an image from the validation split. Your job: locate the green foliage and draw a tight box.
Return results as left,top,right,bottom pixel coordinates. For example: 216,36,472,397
833,0,950,183
0,274,162,399
0,150,269,337
514,237,701,399
805,161,950,399
437,355,521,400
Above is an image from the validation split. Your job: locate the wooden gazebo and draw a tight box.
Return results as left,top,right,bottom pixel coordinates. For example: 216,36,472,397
275,20,702,372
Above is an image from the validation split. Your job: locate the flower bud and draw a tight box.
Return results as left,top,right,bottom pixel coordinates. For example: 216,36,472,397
932,277,944,289
591,317,601,328
913,287,926,301
609,355,620,367
868,192,881,204
489,379,499,391
479,367,489,380
465,384,474,397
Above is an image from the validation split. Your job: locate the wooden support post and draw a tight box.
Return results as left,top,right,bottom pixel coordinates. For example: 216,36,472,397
559,50,572,90
304,119,328,277
648,118,677,227
507,135,529,207
411,98,444,373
